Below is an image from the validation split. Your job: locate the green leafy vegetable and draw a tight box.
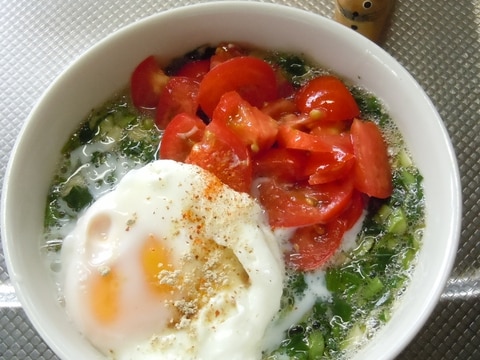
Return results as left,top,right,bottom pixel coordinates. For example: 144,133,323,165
62,185,93,211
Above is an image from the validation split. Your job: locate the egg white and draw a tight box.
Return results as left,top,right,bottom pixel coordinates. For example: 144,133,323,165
61,159,285,359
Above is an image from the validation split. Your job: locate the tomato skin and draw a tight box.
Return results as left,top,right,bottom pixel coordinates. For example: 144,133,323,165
185,121,252,193
198,56,279,117
295,75,360,122
212,91,278,153
253,148,309,182
175,59,210,80
155,77,200,129
350,118,393,198
159,113,206,162
131,56,169,109
256,177,354,228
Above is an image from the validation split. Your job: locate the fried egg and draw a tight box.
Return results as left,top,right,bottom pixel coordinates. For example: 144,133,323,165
61,159,284,359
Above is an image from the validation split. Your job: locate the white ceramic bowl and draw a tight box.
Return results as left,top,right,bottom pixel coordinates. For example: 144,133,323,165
1,2,461,359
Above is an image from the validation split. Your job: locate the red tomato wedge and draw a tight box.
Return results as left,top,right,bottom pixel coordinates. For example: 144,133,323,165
295,75,360,122
131,56,169,109
305,150,355,185
256,177,354,228
159,113,206,162
185,121,252,193
198,56,278,117
278,113,319,131
273,66,296,99
209,42,247,68
310,120,351,136
277,125,353,154
175,59,210,80
253,148,309,182
128,44,397,273
261,98,298,120
342,190,365,230
211,91,278,153
287,190,365,271
350,118,393,198
155,77,200,129
287,219,347,271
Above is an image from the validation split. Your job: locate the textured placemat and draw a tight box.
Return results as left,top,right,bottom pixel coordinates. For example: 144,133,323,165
0,0,478,359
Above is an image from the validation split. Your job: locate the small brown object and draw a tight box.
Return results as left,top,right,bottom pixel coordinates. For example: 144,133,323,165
334,0,394,43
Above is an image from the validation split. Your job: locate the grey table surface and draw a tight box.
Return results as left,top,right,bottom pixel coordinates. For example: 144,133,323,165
0,0,479,359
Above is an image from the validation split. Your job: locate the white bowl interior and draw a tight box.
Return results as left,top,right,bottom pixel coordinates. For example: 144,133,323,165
1,2,461,359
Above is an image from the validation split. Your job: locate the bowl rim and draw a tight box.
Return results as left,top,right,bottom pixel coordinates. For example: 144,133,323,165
1,1,462,359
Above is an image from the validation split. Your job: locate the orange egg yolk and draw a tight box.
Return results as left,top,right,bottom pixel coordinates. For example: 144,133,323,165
141,235,176,294
89,266,121,325
88,235,175,325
